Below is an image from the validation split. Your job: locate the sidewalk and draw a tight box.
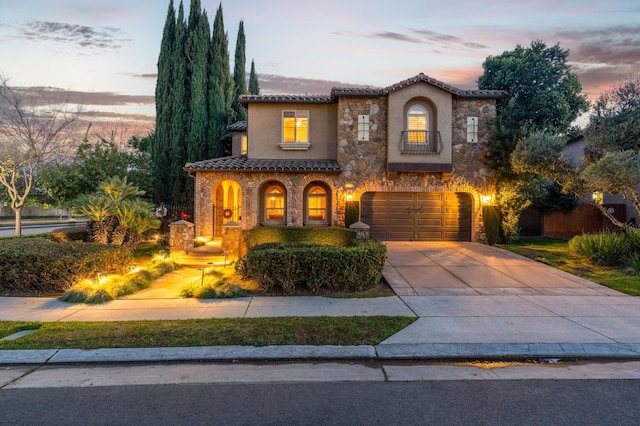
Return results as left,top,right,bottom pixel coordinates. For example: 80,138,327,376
2,242,640,363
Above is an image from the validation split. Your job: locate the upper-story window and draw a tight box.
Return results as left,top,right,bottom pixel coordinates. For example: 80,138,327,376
406,105,429,143
401,102,441,154
281,110,310,150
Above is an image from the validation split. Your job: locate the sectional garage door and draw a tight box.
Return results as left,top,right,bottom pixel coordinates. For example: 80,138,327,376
361,192,472,241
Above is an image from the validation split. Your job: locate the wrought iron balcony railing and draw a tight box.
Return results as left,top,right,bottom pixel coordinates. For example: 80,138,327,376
400,130,443,154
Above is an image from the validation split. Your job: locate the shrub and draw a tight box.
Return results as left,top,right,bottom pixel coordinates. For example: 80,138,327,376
247,226,356,248
482,206,501,245
568,230,630,266
0,238,132,295
241,239,386,294
48,226,89,243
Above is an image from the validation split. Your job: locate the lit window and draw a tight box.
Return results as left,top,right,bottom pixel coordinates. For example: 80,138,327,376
306,185,328,223
358,115,370,141
282,110,309,143
407,105,428,143
264,184,285,222
241,135,248,155
467,117,478,143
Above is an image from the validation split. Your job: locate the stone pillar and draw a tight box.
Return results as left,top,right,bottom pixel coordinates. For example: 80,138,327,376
169,220,195,254
349,221,370,239
221,221,245,259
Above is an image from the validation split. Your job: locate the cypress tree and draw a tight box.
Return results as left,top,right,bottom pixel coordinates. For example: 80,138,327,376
231,20,247,122
249,59,260,95
153,0,176,203
207,3,234,159
185,1,210,162
170,2,189,206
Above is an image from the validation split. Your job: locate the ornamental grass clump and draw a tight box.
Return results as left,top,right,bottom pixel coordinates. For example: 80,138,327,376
60,256,180,303
568,230,630,266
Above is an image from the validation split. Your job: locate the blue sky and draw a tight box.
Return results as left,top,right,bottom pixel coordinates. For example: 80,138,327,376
1,0,639,136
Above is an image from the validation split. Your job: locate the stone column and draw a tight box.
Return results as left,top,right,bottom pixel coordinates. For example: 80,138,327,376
169,220,195,254
221,221,245,259
349,221,370,239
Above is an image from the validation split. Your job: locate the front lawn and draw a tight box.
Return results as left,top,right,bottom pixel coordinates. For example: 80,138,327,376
500,238,640,295
0,316,415,349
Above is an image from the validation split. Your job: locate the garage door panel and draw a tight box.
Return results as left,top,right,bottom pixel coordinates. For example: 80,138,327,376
361,192,471,241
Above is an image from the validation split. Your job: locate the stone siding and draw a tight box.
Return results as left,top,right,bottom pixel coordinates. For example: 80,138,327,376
192,94,498,242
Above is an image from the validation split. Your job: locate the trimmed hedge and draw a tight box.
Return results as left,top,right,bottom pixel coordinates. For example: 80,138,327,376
0,238,132,295
239,239,386,294
247,226,356,248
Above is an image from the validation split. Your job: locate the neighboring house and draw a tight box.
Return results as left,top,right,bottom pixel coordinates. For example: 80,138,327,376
185,73,506,242
564,136,636,225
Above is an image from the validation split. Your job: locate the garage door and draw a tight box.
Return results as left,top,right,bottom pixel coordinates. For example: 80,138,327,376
361,192,472,241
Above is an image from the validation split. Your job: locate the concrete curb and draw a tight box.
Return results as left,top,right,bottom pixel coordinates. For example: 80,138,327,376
3,343,640,365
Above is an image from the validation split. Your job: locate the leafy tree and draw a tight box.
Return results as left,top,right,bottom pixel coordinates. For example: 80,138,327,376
153,0,176,204
208,3,234,159
170,2,190,205
74,176,159,248
39,135,152,209
511,129,640,228
249,59,260,95
584,76,640,157
185,0,210,163
232,20,247,122
0,76,82,235
477,40,589,239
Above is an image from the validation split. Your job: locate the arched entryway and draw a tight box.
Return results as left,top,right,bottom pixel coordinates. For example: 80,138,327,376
213,180,242,239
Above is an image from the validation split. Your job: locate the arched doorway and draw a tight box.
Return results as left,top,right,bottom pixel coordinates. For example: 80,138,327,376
213,180,242,239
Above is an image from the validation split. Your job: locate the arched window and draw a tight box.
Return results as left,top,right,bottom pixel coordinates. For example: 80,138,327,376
304,183,330,225
262,183,286,224
406,104,429,143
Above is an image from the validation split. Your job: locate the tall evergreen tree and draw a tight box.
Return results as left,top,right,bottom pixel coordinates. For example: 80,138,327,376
249,59,260,95
170,2,189,205
231,20,247,122
207,4,234,159
152,0,176,204
185,0,210,163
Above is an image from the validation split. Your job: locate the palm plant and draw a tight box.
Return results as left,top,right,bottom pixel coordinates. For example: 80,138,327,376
74,177,160,248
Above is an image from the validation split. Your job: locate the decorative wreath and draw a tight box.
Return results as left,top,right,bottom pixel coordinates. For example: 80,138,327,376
222,208,233,219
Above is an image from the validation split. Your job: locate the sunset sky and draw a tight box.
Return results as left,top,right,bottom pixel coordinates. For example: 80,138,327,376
1,0,638,137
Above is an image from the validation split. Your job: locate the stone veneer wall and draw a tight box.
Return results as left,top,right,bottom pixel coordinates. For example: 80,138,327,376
192,95,498,242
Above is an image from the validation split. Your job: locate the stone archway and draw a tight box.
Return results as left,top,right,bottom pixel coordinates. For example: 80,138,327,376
213,179,242,239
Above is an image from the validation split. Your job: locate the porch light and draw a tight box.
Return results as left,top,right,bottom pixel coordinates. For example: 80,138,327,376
346,190,353,201
345,183,354,201
481,194,493,205
592,191,603,205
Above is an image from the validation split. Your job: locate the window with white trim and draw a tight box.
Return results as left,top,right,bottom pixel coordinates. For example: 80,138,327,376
467,117,478,143
263,183,286,224
358,115,370,141
304,183,330,225
281,110,310,150
406,105,429,143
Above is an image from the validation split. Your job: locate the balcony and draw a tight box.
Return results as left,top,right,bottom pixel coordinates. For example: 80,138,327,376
400,131,443,155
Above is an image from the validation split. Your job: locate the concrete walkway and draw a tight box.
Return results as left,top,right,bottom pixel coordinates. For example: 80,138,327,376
1,241,640,363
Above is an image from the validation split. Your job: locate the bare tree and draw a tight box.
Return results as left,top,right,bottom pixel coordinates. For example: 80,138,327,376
0,75,83,235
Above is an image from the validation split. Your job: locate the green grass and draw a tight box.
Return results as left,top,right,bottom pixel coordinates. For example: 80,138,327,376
500,237,640,295
0,316,416,350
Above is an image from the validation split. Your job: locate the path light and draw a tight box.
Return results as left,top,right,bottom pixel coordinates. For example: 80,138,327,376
96,272,105,286
207,261,214,271
197,268,205,287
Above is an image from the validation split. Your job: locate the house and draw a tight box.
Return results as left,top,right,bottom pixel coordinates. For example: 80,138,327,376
184,73,506,243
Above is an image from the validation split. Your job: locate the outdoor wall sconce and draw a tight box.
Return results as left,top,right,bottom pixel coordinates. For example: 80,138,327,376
345,183,354,201
481,194,493,205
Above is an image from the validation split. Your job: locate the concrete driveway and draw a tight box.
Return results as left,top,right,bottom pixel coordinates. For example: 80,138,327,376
382,241,623,297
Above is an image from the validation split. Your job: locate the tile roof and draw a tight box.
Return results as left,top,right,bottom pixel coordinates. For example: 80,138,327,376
385,73,507,98
226,121,247,131
185,156,342,173
240,73,506,104
239,94,331,104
